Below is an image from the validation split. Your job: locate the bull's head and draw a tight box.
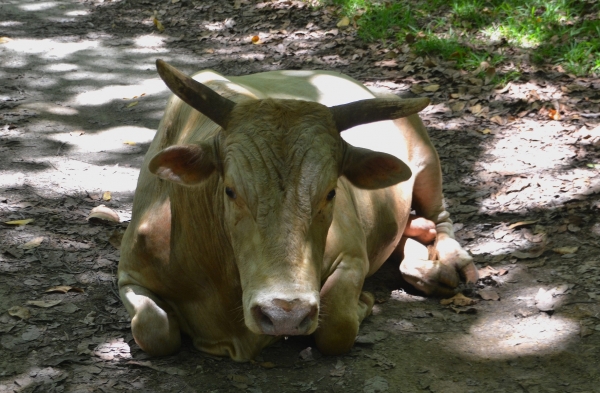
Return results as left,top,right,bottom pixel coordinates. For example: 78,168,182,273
149,60,429,337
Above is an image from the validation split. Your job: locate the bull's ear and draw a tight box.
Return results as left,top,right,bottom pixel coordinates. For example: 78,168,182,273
342,145,411,189
149,142,217,185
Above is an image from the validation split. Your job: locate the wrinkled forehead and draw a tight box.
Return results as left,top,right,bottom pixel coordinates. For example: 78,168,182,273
223,99,342,167
220,99,342,195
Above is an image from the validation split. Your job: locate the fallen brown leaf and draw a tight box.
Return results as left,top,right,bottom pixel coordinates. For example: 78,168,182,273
478,289,500,301
19,237,45,250
440,293,476,306
8,306,31,320
46,286,85,294
508,220,538,229
87,205,120,224
26,299,62,308
553,246,578,254
4,218,34,226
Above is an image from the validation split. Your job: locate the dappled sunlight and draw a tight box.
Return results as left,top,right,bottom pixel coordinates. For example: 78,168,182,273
65,9,89,17
73,78,166,106
43,62,79,72
18,2,59,12
447,299,578,361
22,101,79,116
0,21,24,27
51,125,155,153
1,38,99,59
133,34,166,49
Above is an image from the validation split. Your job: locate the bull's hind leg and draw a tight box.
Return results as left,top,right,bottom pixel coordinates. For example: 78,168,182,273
120,284,181,356
314,255,373,356
395,115,478,288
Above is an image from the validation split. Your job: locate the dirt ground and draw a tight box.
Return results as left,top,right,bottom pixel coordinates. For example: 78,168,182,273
2,0,600,392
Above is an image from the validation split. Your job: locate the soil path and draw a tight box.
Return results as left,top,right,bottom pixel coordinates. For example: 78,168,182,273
1,1,600,392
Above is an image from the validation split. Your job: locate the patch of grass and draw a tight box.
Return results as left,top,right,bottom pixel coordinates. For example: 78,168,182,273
323,0,600,76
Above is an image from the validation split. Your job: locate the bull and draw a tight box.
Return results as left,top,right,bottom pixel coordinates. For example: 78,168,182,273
117,60,478,361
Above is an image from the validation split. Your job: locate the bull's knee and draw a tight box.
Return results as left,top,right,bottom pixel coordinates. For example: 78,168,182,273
314,315,360,356
121,285,181,356
131,302,181,356
314,292,373,356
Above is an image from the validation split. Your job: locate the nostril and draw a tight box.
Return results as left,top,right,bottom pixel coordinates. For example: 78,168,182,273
298,314,312,331
252,305,275,332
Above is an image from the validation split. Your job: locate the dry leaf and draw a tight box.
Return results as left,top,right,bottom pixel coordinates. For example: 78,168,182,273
548,108,561,120
469,104,483,115
260,362,276,369
46,286,85,294
440,293,476,306
450,101,466,112
8,306,31,320
410,84,424,94
479,129,491,134
87,205,120,224
553,246,578,254
123,141,136,145
126,101,138,108
4,219,34,226
508,220,538,229
19,237,45,250
153,16,165,32
0,37,12,44
102,191,111,201
423,84,440,92
336,16,350,28
478,265,503,279
479,289,500,301
485,66,496,79
535,288,557,312
490,115,507,125
26,299,62,308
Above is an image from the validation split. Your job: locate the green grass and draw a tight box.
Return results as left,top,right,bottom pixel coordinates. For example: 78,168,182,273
323,0,600,77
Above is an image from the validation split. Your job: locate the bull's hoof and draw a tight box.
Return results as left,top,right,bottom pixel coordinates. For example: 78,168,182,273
400,258,460,297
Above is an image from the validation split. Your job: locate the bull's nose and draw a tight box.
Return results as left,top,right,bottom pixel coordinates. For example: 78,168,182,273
252,298,317,336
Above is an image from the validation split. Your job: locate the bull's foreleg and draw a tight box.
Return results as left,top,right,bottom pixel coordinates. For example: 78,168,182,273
120,284,181,356
314,256,373,356
395,115,478,290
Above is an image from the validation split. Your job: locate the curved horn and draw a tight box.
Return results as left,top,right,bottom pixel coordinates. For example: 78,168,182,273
330,97,430,132
156,59,236,128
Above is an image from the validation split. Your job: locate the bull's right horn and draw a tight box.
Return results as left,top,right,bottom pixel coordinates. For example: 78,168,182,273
330,97,430,132
156,59,236,129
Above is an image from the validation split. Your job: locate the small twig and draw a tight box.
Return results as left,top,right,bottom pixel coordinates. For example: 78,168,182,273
580,113,600,118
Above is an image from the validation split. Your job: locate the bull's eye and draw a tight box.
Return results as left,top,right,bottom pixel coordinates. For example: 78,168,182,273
225,187,237,199
326,189,336,201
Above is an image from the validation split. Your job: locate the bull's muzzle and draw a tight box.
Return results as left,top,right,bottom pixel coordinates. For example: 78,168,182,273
251,298,318,336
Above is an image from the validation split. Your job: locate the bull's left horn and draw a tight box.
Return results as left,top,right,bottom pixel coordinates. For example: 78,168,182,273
156,59,236,129
330,97,430,132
